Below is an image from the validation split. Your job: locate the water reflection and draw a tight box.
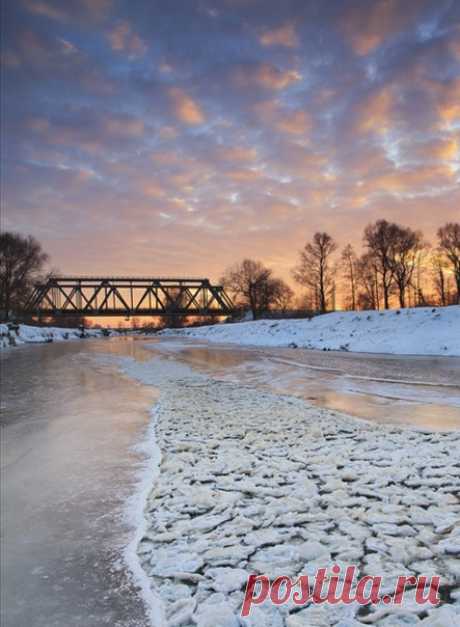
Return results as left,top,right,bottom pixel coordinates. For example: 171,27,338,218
149,339,460,431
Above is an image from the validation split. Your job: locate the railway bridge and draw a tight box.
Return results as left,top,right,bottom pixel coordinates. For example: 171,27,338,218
24,276,235,318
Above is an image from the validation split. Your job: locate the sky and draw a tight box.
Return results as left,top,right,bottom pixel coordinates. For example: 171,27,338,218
2,0,460,285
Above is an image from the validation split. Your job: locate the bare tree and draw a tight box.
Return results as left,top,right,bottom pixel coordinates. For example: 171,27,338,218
292,232,337,313
221,259,285,319
438,222,460,304
271,279,294,313
341,244,358,310
432,248,450,306
295,291,316,313
0,232,49,319
410,249,429,307
363,220,401,309
389,226,424,308
356,252,380,310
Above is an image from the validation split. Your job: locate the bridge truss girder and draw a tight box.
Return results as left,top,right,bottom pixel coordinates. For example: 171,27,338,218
24,277,234,317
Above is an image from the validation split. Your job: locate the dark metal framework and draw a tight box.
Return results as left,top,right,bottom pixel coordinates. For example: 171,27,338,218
24,277,234,317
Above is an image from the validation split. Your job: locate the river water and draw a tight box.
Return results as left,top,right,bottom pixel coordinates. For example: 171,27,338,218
1,336,459,627
148,338,460,431
1,338,157,627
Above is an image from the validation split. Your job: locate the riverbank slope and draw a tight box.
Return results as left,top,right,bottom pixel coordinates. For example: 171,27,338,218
159,305,460,356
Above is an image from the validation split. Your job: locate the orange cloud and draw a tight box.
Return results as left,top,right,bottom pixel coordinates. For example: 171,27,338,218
150,150,180,165
252,99,278,120
256,64,301,89
234,63,301,90
355,86,394,134
420,77,460,129
253,100,311,137
24,0,111,21
265,201,299,218
75,168,96,183
143,182,165,198
438,93,460,127
218,146,257,162
412,137,459,162
108,21,146,56
438,138,459,161
340,0,426,56
27,112,145,154
168,88,205,125
259,23,298,48
23,1,68,21
104,116,144,137
374,164,454,193
227,169,264,182
277,110,311,135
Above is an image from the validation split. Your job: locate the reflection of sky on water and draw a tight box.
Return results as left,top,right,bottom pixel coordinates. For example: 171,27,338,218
149,338,460,431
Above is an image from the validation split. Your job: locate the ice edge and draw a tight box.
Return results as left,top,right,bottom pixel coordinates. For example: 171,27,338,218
123,403,166,627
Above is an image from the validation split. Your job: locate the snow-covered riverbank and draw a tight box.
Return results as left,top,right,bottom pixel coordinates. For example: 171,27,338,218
159,306,460,356
0,323,117,348
118,353,460,627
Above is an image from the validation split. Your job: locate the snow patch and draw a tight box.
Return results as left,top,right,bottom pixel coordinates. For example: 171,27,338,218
0,323,117,348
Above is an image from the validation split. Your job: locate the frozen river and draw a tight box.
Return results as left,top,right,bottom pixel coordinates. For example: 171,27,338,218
1,336,459,627
148,338,460,431
1,339,157,627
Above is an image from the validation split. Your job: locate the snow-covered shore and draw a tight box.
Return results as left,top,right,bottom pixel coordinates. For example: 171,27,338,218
117,354,460,627
159,306,460,356
0,323,117,348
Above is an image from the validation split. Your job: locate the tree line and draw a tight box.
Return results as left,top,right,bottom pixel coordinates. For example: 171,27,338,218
1,221,459,322
222,220,460,319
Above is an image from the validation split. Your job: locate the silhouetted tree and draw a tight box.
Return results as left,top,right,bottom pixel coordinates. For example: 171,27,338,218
271,279,294,313
221,259,287,319
389,226,424,308
0,232,48,319
341,244,358,310
409,248,429,307
292,232,337,313
438,222,460,304
356,252,380,310
363,220,400,309
432,248,451,306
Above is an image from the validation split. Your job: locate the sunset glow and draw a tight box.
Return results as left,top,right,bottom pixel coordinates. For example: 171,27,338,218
3,0,460,286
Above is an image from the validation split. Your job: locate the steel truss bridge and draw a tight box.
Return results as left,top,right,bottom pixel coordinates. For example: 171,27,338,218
24,277,235,318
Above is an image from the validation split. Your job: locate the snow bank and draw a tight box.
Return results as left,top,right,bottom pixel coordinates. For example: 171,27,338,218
0,323,117,348
159,305,460,356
